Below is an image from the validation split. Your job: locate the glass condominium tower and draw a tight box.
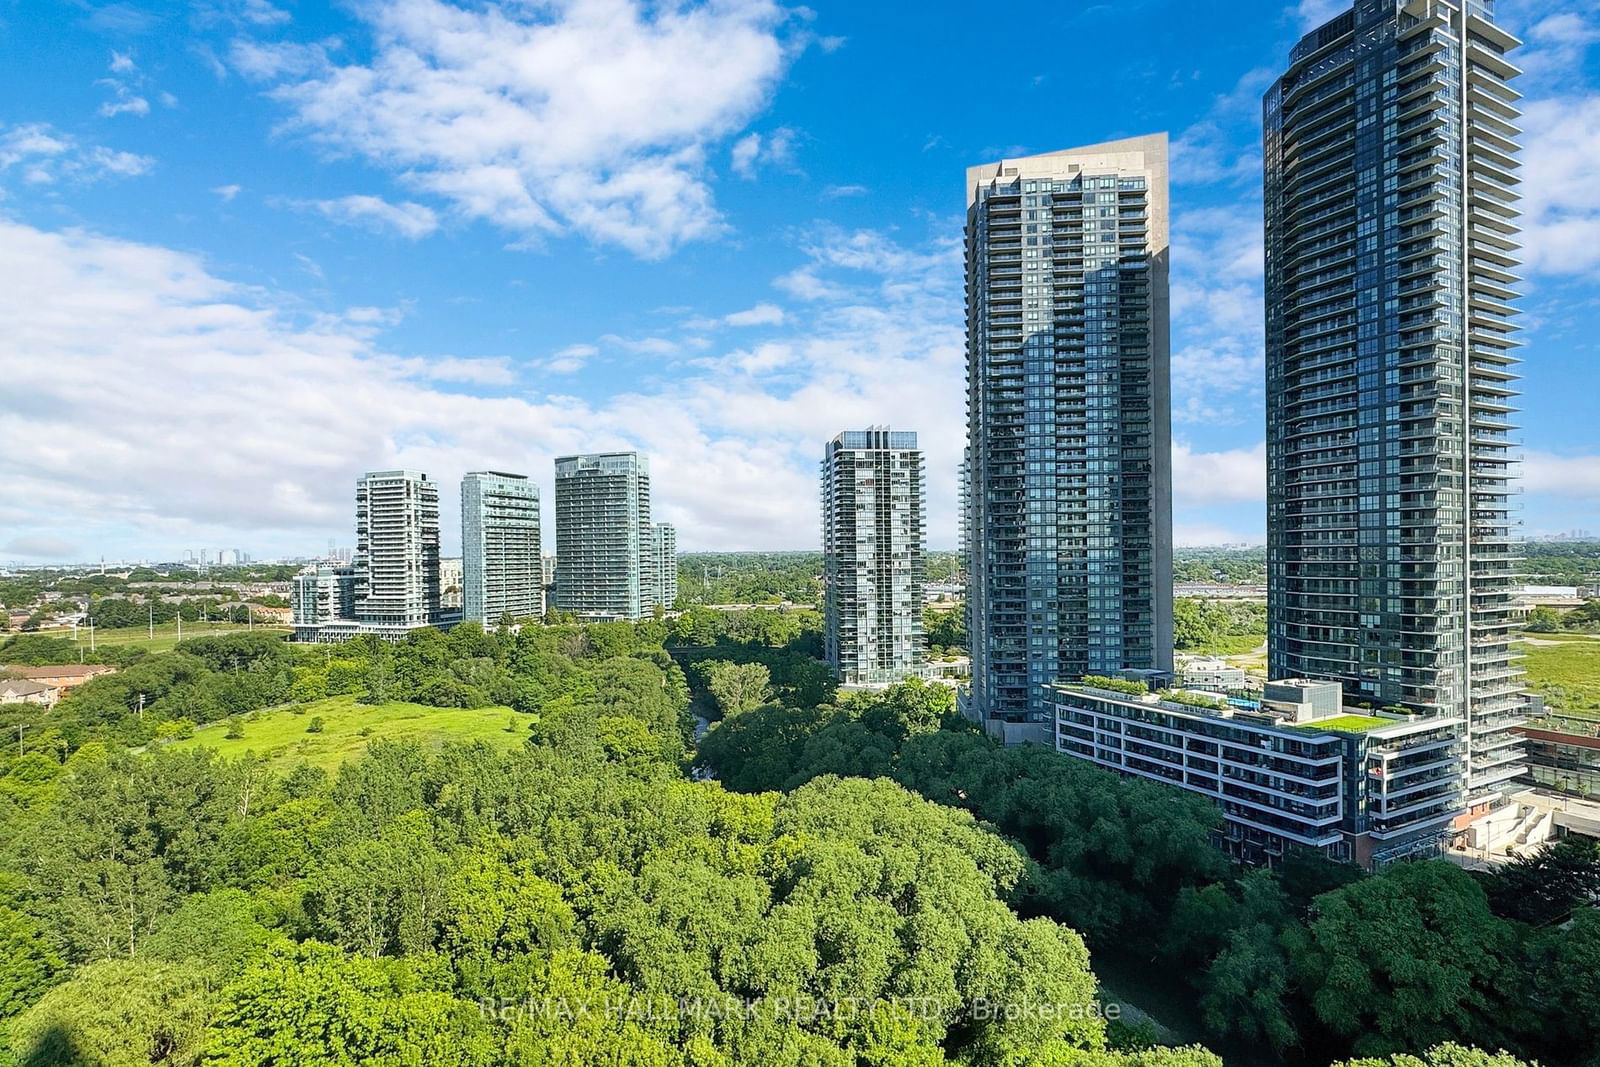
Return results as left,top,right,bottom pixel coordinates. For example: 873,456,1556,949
965,136,1175,729
553,452,652,622
461,471,542,627
648,523,678,611
1264,0,1526,807
352,469,441,635
821,428,928,686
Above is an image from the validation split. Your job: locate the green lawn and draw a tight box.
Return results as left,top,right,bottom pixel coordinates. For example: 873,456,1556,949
65,621,291,654
170,694,527,773
1293,714,1393,734
1519,638,1600,715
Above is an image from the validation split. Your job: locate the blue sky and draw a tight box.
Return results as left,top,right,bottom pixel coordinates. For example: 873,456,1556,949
2,0,1598,563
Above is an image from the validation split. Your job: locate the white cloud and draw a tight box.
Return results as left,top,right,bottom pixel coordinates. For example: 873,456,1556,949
1521,95,1600,274
1523,451,1600,497
0,123,153,184
300,194,440,239
730,133,762,178
821,183,867,199
98,93,150,118
1169,67,1272,186
729,126,798,178
600,334,681,357
1172,442,1267,504
1170,205,1265,424
401,355,517,385
774,266,848,302
212,183,242,201
722,302,786,327
1516,10,1600,91
0,213,976,555
235,0,797,258
194,0,292,28
96,64,153,119
544,343,598,374
691,340,797,375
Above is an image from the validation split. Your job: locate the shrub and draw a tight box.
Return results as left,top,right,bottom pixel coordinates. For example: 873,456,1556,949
1079,674,1149,696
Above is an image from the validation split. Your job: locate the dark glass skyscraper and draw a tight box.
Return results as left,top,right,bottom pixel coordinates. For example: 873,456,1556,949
965,136,1174,733
1264,0,1526,808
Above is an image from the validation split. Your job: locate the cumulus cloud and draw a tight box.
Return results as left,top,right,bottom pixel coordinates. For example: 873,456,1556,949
1172,441,1267,504
729,126,798,179
299,194,441,239
211,183,242,201
1520,95,1600,275
0,215,955,553
0,123,153,184
234,0,797,258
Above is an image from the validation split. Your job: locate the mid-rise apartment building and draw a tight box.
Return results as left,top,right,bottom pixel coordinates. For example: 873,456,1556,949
964,136,1175,735
290,562,356,638
821,428,928,686
461,471,542,627
1050,678,1463,867
1263,0,1527,810
554,452,651,621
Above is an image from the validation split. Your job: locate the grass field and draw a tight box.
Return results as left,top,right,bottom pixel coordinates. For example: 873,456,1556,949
169,694,527,773
66,621,291,654
1185,633,1268,658
1518,638,1600,715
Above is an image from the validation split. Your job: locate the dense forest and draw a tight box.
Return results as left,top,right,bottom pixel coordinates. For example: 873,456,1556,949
1,615,1594,1066
1172,600,1266,653
699,693,1600,1067
673,552,961,608
1523,541,1600,583
1171,549,1266,585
